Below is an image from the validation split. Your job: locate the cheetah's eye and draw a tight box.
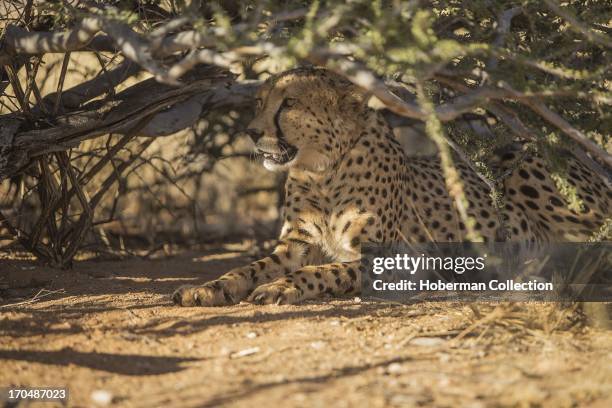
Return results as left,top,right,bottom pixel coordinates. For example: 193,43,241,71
255,98,263,110
285,98,298,108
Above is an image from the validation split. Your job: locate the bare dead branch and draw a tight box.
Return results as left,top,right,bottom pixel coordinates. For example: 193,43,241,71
487,7,522,71
498,81,612,168
0,5,308,88
435,75,612,187
0,17,104,65
1,16,171,84
0,70,255,181
42,59,141,111
52,52,71,115
308,49,515,122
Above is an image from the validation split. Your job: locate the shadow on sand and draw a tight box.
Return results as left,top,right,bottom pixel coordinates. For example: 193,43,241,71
0,349,201,375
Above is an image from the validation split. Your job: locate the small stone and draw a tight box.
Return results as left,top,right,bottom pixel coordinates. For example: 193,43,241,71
410,337,446,347
49,322,71,330
353,297,362,303
273,374,287,383
310,341,326,350
91,390,113,406
246,331,257,339
230,347,260,359
386,362,403,374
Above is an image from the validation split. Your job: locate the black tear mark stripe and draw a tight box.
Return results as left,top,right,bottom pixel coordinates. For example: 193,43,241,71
274,98,288,141
297,228,313,238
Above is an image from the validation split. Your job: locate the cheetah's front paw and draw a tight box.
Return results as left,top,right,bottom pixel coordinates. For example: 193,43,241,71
172,279,244,307
247,280,302,305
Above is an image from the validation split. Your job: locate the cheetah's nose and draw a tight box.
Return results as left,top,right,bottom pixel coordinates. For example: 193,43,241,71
245,128,264,143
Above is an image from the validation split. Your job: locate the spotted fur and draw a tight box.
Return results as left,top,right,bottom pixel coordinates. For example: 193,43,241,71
173,68,610,306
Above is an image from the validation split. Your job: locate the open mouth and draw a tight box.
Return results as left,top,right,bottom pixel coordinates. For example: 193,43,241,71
258,146,298,165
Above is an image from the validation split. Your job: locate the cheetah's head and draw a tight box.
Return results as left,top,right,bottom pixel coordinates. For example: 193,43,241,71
245,68,368,173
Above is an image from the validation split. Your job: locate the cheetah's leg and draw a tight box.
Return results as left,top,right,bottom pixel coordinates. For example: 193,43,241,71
173,241,309,307
247,261,362,305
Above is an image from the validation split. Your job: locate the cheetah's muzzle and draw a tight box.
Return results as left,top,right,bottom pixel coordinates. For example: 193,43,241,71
256,141,297,165
260,148,297,165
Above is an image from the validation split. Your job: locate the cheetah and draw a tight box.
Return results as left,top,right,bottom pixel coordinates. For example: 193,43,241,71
173,67,611,306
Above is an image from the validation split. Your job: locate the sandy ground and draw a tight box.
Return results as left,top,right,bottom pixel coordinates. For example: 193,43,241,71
1,246,611,407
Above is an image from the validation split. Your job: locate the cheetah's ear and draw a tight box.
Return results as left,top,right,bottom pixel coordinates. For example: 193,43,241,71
337,82,370,114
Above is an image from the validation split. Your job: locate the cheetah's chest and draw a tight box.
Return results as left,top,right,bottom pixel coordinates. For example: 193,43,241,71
293,179,376,261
